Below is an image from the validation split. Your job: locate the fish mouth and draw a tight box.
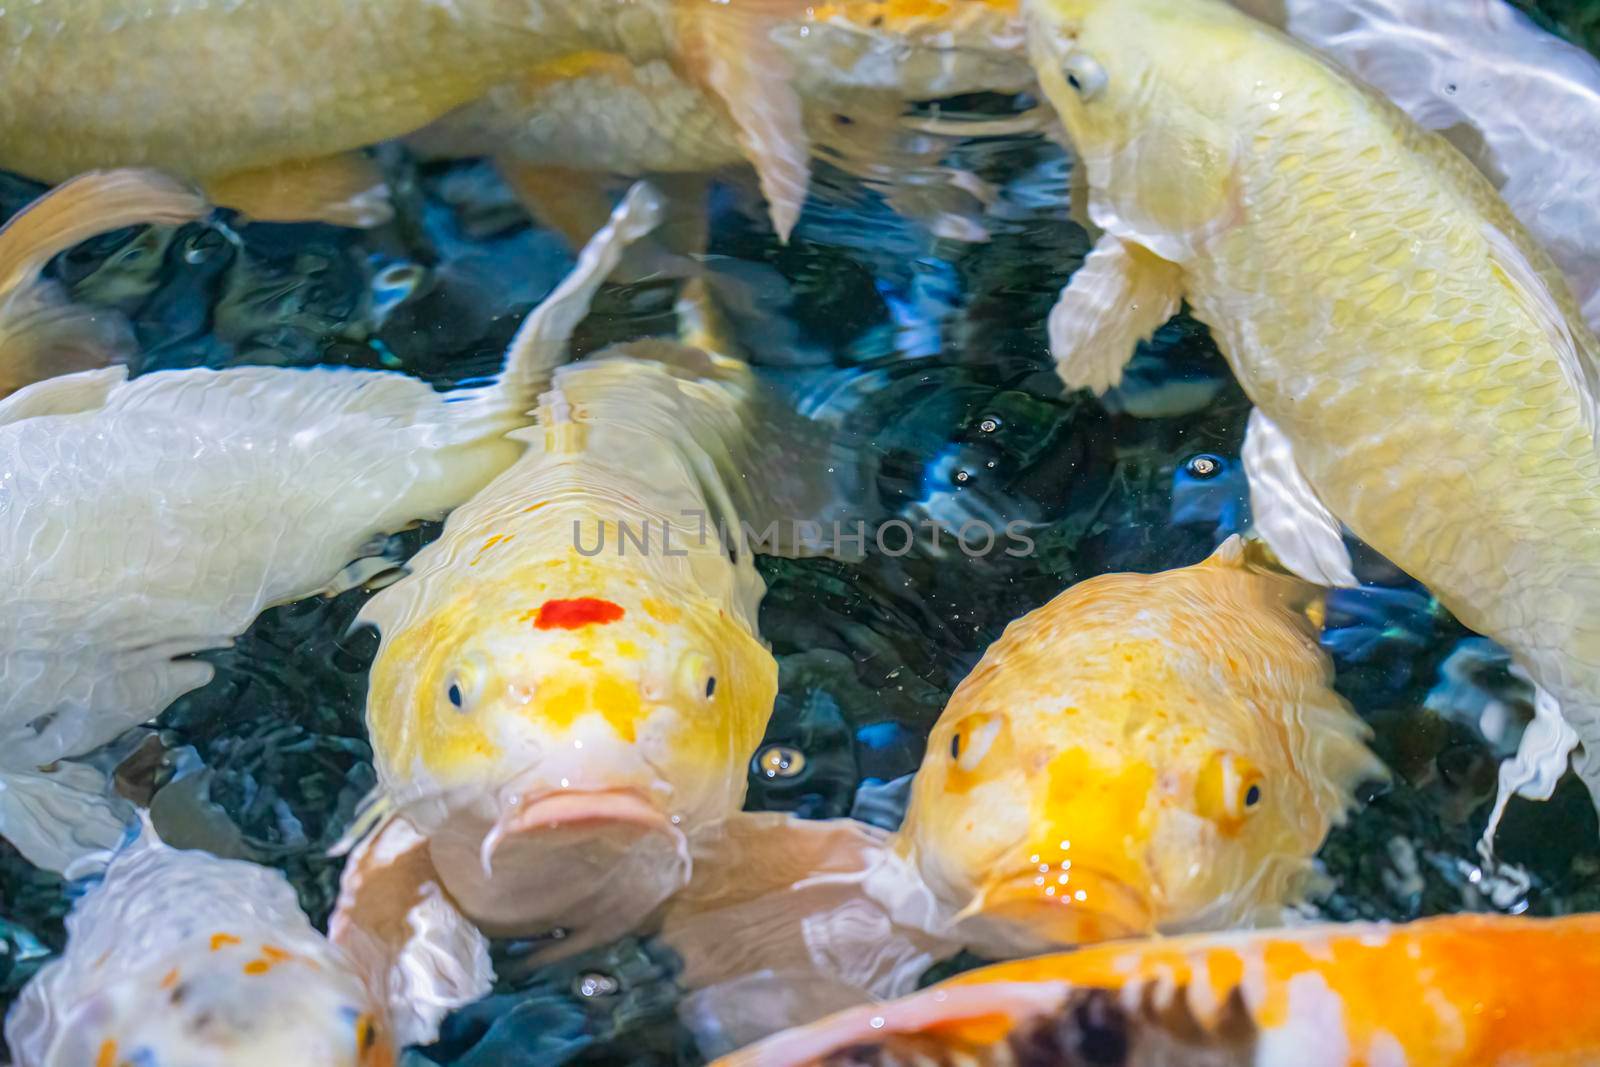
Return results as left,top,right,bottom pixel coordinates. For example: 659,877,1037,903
957,864,1156,952
427,788,691,943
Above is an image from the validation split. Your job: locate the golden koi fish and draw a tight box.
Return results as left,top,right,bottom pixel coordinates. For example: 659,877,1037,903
328,216,849,1028
1025,0,1600,847
714,913,1600,1067
0,170,205,399
0,0,825,232
6,828,398,1067
660,538,1381,1044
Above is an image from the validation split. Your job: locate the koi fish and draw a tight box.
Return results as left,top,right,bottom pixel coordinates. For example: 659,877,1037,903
0,0,824,232
408,0,1035,244
5,828,398,1066
1234,0,1600,331
0,181,660,877
659,538,1381,1049
327,238,854,1029
1025,0,1600,848
713,913,1600,1067
0,170,205,398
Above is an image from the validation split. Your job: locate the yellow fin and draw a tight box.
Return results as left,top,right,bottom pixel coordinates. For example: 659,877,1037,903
677,0,813,241
204,152,392,228
0,169,205,397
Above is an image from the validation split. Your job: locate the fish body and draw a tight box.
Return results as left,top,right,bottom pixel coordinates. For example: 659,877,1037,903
1235,0,1600,331
1029,0,1600,836
0,0,809,225
0,181,656,877
714,913,1600,1067
5,831,396,1067
662,539,1380,1040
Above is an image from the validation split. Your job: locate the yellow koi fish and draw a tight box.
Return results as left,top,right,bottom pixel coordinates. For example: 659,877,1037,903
6,828,398,1067
0,170,205,399
0,0,825,231
409,0,1035,247
660,538,1381,1047
1025,0,1600,847
328,200,850,1030
714,913,1600,1067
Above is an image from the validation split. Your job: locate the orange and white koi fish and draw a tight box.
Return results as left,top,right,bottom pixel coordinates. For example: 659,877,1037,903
0,182,657,878
660,538,1382,1044
327,210,853,1030
5,828,398,1067
0,170,205,399
714,913,1600,1067
1234,0,1600,331
1025,0,1600,850
0,0,830,231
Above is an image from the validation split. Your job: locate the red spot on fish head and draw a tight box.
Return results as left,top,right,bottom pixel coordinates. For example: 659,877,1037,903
534,598,625,630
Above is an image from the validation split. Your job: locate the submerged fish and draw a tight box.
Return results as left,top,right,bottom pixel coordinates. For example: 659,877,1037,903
328,245,851,1029
1027,0,1600,846
662,538,1381,1045
1234,0,1600,331
410,0,1035,243
714,913,1600,1067
0,180,658,878
0,170,205,398
0,0,826,229
5,828,398,1066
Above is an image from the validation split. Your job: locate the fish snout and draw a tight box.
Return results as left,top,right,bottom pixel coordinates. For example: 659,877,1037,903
427,784,691,944
958,860,1157,953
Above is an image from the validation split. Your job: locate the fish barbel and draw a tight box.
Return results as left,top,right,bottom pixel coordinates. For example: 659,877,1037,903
1026,0,1600,846
713,913,1600,1067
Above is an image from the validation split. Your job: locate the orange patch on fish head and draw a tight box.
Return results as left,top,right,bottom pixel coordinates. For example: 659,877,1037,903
531,597,625,630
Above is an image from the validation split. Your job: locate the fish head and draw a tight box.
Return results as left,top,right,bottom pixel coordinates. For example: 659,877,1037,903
55,937,394,1067
898,542,1381,953
1024,0,1260,252
366,560,776,939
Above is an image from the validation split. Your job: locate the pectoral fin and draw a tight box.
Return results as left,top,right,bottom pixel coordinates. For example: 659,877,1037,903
0,170,205,397
0,760,132,877
660,812,953,1040
1482,684,1580,854
1049,233,1182,394
329,815,494,1048
203,153,391,228
677,0,812,241
1241,408,1358,589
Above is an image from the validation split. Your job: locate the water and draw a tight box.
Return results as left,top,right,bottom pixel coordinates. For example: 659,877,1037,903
3,10,1600,1061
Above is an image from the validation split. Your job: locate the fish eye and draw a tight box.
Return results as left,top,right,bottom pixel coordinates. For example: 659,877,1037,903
705,676,717,699
444,666,482,713
447,683,463,709
754,744,807,779
1245,784,1263,807
1185,454,1224,479
1196,752,1265,828
947,712,1003,773
1063,52,1108,102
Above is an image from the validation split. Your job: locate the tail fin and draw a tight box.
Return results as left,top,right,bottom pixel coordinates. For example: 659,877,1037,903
0,170,206,397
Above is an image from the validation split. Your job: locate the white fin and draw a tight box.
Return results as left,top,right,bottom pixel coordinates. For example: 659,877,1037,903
678,3,812,241
1242,407,1358,588
328,814,493,1047
0,365,127,426
1481,683,1580,854
0,170,205,397
1049,233,1182,394
1480,222,1600,446
660,812,952,1044
0,761,131,877
485,181,665,420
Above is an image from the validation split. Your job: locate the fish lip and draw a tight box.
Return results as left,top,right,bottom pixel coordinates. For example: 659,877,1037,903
498,788,675,835
961,863,1157,947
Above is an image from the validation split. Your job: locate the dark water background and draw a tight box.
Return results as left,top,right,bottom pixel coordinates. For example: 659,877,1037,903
3,9,1600,1061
